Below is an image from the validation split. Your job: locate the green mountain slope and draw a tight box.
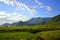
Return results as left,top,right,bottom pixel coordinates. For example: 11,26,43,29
46,14,60,28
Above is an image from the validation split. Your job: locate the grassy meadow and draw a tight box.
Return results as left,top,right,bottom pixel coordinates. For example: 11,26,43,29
0,25,60,40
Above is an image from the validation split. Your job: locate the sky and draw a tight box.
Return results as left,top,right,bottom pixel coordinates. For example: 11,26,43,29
0,0,60,24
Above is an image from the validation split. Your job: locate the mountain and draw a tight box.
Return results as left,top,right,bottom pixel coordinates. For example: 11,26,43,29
10,22,17,26
26,17,50,25
1,17,50,26
0,23,10,27
46,14,60,27
15,21,29,26
11,17,50,26
10,21,29,26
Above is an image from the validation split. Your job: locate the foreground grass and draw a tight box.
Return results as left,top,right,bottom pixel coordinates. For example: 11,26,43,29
36,30,60,40
0,25,60,40
0,32,36,40
0,30,60,40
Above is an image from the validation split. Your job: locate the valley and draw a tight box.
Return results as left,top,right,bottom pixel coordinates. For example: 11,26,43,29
0,14,60,40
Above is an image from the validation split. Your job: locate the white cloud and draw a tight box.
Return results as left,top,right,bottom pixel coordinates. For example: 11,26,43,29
34,0,52,11
7,12,30,21
0,0,52,24
0,12,8,18
0,0,37,24
39,6,52,11
39,6,46,8
15,2,37,15
35,0,42,5
0,0,15,6
0,0,37,15
0,12,30,24
46,6,52,11
30,5,52,11
29,9,37,15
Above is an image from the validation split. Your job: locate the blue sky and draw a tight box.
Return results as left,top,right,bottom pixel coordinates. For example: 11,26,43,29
0,0,60,24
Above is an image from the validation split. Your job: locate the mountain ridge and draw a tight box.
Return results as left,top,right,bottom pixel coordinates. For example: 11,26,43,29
0,17,50,26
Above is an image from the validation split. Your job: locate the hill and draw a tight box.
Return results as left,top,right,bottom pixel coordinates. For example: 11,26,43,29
26,17,50,25
46,14,60,27
10,21,29,26
0,17,50,26
10,17,50,26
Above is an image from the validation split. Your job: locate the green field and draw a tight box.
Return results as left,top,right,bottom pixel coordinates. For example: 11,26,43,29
0,32,36,40
36,30,60,40
0,25,60,40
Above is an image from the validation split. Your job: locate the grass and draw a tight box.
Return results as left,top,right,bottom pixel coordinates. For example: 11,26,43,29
0,32,36,40
0,30,60,40
36,30,60,40
0,25,60,33
0,25,60,40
